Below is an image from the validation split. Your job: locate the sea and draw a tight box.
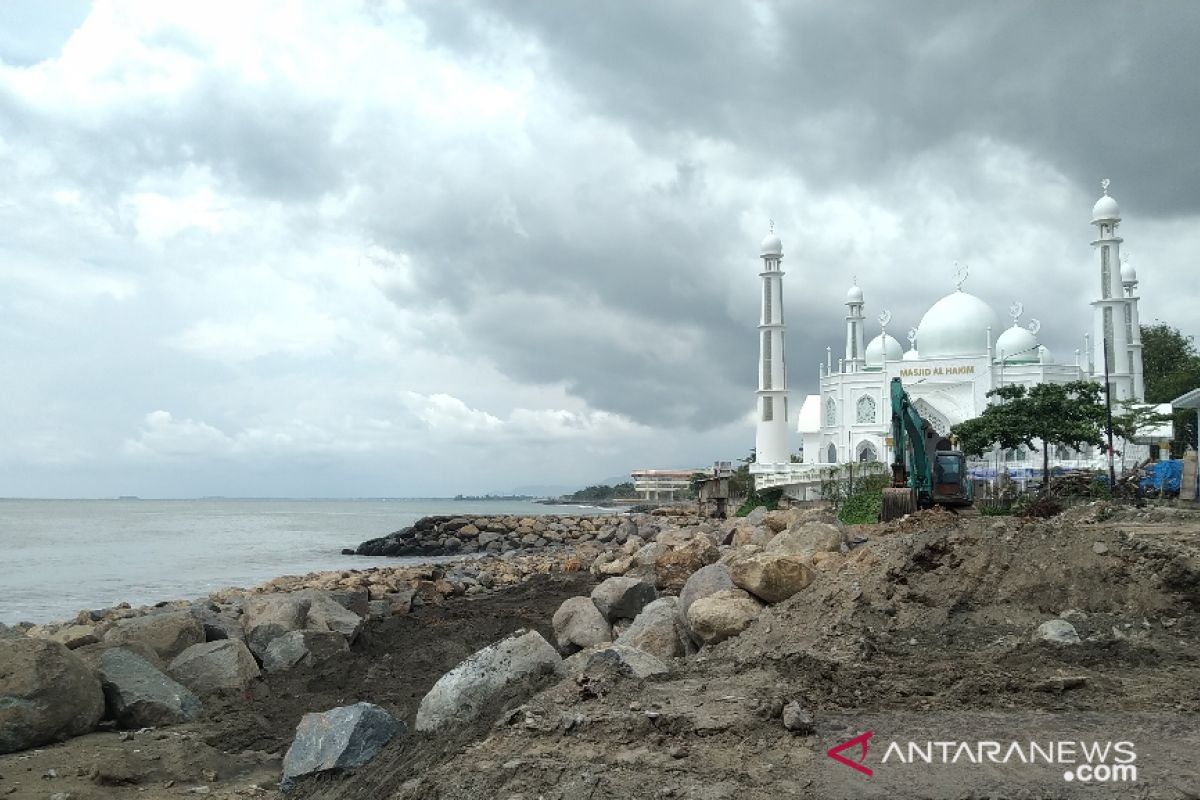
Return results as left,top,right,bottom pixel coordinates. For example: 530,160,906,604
0,498,610,625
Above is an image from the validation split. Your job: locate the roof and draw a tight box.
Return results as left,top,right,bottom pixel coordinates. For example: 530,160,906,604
1172,388,1200,409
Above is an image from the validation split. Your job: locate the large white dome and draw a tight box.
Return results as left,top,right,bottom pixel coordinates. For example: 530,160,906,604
865,332,903,368
995,324,1039,363
915,291,998,358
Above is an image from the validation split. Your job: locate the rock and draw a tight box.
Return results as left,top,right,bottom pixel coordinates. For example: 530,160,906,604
551,597,613,655
168,640,260,695
242,594,311,659
782,701,815,734
103,612,205,662
326,589,370,619
0,639,104,754
1092,541,1109,555
743,506,769,525
730,553,817,604
37,624,100,650
415,630,562,732
281,702,404,792
765,523,843,557
614,597,695,661
189,606,246,644
262,631,350,673
654,536,720,591
677,563,735,630
595,554,635,577
96,648,202,728
0,623,20,639
1035,619,1081,645
685,589,764,646
731,525,774,547
299,590,364,642
583,644,669,680
590,577,657,623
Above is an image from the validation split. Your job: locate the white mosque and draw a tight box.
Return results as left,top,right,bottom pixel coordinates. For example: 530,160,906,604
750,181,1169,498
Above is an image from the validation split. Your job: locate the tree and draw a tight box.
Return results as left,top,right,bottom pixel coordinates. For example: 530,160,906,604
1112,399,1175,466
952,381,1108,489
1141,323,1200,456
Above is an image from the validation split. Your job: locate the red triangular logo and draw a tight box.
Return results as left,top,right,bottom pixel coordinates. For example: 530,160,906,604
826,730,874,777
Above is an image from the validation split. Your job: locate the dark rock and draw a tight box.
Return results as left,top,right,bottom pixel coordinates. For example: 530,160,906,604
0,639,104,753
168,640,260,695
591,577,657,624
782,701,815,734
262,631,349,673
281,702,404,792
97,648,202,728
103,612,205,662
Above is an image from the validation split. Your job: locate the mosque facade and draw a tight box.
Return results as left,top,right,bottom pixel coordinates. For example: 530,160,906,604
751,182,1161,496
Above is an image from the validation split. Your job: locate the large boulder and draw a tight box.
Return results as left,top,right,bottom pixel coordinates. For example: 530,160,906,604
654,535,720,591
677,563,735,630
262,630,350,673
590,577,657,623
168,640,261,695
299,590,364,642
730,553,817,604
765,522,843,557
415,630,562,732
583,644,669,680
189,603,246,644
551,597,612,654
243,594,311,659
614,597,694,661
0,623,21,639
281,702,405,792
97,648,202,728
0,639,104,754
103,611,204,662
685,589,764,646
31,624,101,650
730,525,774,547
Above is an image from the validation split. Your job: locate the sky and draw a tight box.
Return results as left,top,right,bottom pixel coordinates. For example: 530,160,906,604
1,1,1197,498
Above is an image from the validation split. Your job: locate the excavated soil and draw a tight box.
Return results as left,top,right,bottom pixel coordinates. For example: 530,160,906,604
5,505,1200,800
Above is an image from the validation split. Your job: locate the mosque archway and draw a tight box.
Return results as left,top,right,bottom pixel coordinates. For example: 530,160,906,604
856,441,878,463
826,443,838,464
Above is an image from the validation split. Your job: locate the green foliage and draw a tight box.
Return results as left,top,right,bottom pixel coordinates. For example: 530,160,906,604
980,503,1014,517
735,487,783,517
816,462,889,523
567,482,638,502
952,381,1107,487
1141,323,1200,456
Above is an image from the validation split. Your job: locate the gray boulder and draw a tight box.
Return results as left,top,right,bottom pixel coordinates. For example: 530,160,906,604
103,611,204,662
189,603,246,644
299,590,364,642
262,630,350,673
685,588,764,646
168,639,260,695
97,648,202,728
614,597,695,660
0,622,20,639
583,644,669,680
1035,619,1081,645
0,638,104,754
281,702,405,792
765,522,843,557
551,596,612,654
590,577,657,623
677,563,735,634
243,594,311,659
415,629,562,732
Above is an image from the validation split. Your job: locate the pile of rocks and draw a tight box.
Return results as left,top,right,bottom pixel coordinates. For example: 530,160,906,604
354,513,679,557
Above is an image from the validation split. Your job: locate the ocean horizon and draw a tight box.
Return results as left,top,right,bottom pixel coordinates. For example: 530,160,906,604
0,497,613,625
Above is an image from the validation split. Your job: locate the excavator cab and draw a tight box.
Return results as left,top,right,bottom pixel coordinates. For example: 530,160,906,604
932,451,972,505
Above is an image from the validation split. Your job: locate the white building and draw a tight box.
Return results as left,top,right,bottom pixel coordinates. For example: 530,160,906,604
751,181,1169,497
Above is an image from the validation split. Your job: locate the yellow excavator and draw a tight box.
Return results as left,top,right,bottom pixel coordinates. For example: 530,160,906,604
881,377,974,521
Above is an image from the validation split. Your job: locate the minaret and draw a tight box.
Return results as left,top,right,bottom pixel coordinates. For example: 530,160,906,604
844,280,866,372
1121,254,1145,400
755,223,790,465
1090,179,1135,401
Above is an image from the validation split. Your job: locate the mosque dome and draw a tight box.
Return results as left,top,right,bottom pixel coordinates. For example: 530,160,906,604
1092,194,1120,222
760,231,783,257
1038,345,1055,364
846,285,864,304
915,291,999,358
865,332,903,368
1121,260,1137,284
902,348,920,361
995,324,1040,363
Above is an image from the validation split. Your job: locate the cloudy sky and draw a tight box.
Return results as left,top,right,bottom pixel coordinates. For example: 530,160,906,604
1,1,1197,498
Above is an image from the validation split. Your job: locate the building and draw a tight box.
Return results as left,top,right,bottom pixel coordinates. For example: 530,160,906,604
630,469,704,500
751,181,1171,498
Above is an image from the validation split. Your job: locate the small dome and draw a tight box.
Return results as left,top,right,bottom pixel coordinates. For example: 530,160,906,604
1092,194,1120,222
995,324,1039,363
1038,345,1055,364
902,348,920,361
865,333,903,368
846,285,864,304
760,232,783,257
1121,260,1137,284
916,291,999,358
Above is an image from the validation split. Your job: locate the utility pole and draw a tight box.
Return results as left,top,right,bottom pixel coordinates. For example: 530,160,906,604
1103,338,1116,488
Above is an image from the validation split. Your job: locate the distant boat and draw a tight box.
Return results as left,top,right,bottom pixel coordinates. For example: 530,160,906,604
116,495,141,500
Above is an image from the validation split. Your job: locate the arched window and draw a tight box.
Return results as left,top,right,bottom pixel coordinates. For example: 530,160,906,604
824,396,837,427
856,441,878,463
856,395,877,424
826,443,838,464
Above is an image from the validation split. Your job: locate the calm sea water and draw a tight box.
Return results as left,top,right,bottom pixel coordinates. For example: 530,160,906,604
0,498,606,625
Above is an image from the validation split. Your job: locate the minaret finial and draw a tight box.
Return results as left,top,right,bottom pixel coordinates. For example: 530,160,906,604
1009,301,1023,325
907,327,917,346
768,218,774,233
1028,318,1041,335
1101,178,1110,195
953,262,969,291
878,310,891,331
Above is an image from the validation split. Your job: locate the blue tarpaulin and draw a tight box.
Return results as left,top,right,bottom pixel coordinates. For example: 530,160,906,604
1140,460,1183,494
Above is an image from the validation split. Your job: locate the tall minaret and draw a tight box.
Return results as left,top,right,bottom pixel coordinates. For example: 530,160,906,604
1121,254,1146,400
1090,179,1135,401
755,223,790,465
844,281,866,373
